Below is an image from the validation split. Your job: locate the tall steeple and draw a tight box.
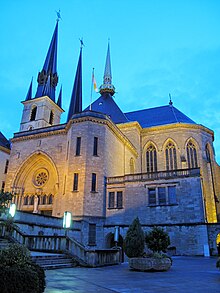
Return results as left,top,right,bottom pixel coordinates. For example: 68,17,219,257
99,42,115,96
35,21,59,102
67,47,82,121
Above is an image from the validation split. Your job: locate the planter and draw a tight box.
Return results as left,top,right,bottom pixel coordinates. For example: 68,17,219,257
129,257,172,272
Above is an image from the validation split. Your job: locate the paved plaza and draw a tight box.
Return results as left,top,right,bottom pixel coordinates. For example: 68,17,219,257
45,256,220,293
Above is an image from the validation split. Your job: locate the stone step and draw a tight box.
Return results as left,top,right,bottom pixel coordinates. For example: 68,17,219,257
32,253,78,270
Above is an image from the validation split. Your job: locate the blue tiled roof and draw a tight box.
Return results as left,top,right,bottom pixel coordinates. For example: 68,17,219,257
0,132,10,150
84,93,129,124
125,105,196,128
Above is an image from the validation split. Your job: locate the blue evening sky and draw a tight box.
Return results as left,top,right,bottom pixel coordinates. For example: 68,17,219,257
1,0,220,163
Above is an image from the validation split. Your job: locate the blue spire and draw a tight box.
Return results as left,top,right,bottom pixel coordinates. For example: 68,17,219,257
57,86,62,108
35,21,59,101
100,41,115,96
67,48,82,121
25,78,33,101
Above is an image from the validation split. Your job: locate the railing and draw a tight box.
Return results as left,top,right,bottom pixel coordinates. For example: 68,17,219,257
107,168,200,184
0,221,120,267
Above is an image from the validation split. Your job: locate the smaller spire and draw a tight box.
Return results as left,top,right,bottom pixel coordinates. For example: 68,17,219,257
99,41,115,96
25,78,33,101
57,86,62,108
169,93,173,106
67,47,83,121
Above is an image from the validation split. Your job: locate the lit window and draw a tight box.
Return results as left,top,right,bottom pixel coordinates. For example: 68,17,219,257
146,144,157,172
187,141,198,168
165,142,177,170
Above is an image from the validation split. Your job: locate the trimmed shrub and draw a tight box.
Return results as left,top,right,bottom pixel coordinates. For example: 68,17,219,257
29,262,46,293
124,217,145,258
0,265,39,293
145,226,170,253
0,243,32,266
0,243,45,292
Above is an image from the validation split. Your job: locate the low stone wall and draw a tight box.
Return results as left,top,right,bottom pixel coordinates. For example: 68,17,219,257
104,223,210,256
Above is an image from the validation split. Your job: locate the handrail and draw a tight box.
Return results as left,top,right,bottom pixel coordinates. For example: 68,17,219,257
0,221,120,267
107,168,200,184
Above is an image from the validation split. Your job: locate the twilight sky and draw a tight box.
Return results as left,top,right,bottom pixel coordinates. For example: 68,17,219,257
1,0,220,162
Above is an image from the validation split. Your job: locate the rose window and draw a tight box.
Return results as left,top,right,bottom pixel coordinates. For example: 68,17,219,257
35,172,48,186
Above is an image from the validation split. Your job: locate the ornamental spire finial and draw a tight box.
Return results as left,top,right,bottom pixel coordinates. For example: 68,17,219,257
99,41,115,96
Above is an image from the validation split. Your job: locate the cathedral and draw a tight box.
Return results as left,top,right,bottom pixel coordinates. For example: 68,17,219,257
3,20,220,255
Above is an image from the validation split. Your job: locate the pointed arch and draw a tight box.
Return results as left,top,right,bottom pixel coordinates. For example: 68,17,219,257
13,150,59,193
185,138,198,168
129,157,135,174
205,142,214,163
145,141,158,172
163,139,178,171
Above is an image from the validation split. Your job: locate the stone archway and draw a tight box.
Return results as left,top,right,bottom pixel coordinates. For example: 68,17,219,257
12,151,59,215
106,232,124,262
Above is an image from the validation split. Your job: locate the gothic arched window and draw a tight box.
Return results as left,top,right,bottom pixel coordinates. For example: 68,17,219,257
30,106,37,121
165,142,177,170
130,158,135,174
186,141,198,168
146,144,157,172
205,144,211,163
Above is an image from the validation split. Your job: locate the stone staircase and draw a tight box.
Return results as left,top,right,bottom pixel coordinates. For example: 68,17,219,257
31,253,78,270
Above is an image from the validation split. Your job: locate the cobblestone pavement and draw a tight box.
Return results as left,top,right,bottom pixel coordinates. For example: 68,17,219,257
45,256,220,293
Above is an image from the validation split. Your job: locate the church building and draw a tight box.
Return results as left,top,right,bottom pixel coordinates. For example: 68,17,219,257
4,21,220,255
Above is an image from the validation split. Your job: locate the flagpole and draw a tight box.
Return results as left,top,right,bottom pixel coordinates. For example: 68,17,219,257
90,68,94,111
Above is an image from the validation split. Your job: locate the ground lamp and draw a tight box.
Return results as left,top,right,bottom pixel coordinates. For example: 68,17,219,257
63,211,72,234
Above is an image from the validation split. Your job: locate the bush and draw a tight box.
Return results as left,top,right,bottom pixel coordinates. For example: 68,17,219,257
124,217,145,258
0,243,45,292
29,262,46,293
0,265,39,293
0,243,32,266
145,226,170,253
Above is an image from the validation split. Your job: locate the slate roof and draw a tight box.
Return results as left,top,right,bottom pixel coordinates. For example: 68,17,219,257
84,93,129,124
125,105,196,128
0,132,10,150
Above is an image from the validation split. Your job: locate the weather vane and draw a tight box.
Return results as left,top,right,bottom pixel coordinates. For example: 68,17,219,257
169,93,173,106
79,38,85,49
56,9,62,22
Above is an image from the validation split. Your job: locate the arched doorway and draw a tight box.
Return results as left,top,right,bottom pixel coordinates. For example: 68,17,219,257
106,232,124,262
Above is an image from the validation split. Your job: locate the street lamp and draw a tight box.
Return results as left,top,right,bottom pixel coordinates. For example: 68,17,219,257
9,203,16,218
63,211,72,250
